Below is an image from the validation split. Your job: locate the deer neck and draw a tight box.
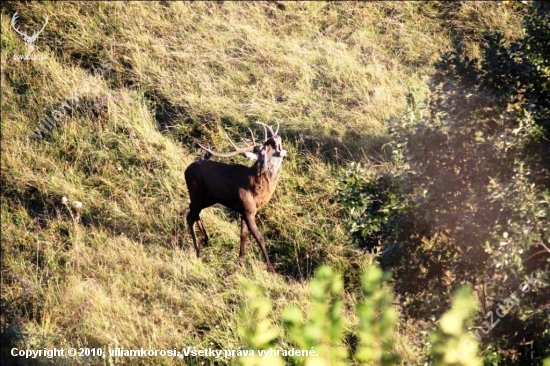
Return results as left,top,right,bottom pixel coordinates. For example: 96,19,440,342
256,158,282,182
249,159,282,199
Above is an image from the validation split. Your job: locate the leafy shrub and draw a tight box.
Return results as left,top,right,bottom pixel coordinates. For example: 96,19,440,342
238,279,284,366
239,265,481,365
429,286,482,366
339,164,399,253
354,266,399,365
283,266,348,366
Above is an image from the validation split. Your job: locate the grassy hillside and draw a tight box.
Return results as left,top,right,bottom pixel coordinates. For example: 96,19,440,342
1,2,523,365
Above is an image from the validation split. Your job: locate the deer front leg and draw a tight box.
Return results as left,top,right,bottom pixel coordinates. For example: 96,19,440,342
243,212,276,274
239,216,248,265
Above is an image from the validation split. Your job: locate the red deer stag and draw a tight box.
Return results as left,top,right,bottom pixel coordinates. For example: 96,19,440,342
184,122,286,273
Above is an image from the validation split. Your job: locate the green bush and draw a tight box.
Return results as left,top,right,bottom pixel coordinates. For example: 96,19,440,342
239,266,398,365
283,266,348,366
429,286,482,366
354,266,399,365
238,279,285,366
239,265,482,365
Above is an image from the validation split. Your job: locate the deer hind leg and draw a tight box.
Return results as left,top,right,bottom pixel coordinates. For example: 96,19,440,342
186,209,203,257
239,216,249,265
243,212,275,274
196,219,209,248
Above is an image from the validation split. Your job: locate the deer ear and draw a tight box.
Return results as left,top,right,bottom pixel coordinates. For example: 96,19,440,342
243,152,258,161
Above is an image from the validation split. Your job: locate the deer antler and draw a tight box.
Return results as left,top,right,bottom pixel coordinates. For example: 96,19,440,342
28,14,48,44
11,12,29,41
198,142,255,158
248,127,256,146
256,121,280,139
273,119,280,136
198,128,257,158
256,122,268,142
